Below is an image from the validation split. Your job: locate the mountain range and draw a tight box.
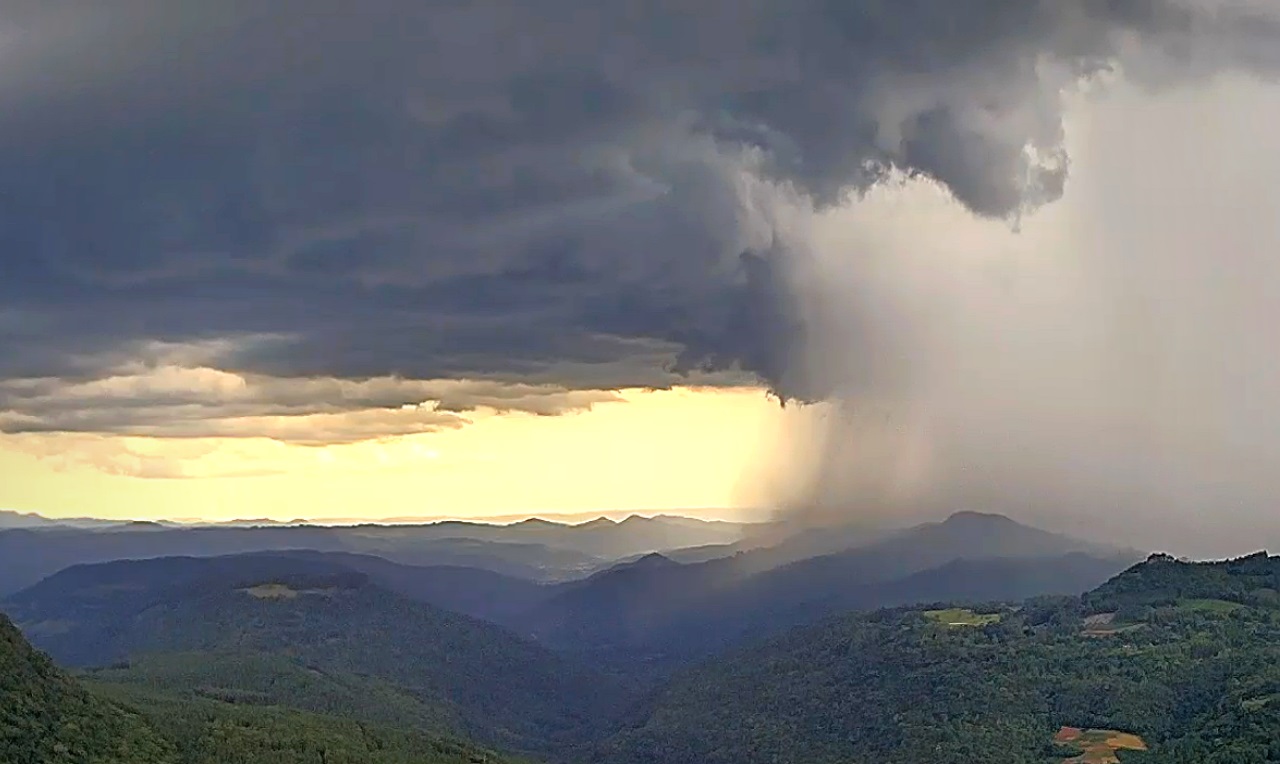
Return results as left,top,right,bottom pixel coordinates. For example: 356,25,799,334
513,511,1137,671
0,512,751,596
3,513,1138,674
5,536,1275,762
10,507,1237,763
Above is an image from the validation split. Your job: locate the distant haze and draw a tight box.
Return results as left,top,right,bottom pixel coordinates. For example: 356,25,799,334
759,75,1280,560
1,3,1279,550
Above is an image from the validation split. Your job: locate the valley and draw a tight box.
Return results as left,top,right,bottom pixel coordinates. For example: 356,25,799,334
5,2,1278,760
5,509,1274,762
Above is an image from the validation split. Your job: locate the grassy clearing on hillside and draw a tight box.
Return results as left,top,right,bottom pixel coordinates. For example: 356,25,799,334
921,608,1001,627
242,584,300,599
1176,598,1244,614
1079,612,1148,638
240,584,338,600
1053,727,1147,763
1080,624,1145,637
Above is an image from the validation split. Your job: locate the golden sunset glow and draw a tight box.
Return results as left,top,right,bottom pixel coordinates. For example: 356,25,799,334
0,387,792,522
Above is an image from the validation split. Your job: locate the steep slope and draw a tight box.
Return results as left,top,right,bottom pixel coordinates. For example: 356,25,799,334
0,613,175,763
603,553,1280,764
86,682,515,764
1,605,524,764
83,651,460,733
4,555,624,754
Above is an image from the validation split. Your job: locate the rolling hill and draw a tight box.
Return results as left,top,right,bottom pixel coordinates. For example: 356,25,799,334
2,554,624,754
4,606,515,764
0,525,603,596
4,549,552,626
0,514,748,597
272,549,554,621
513,512,1137,670
601,552,1280,763
4,513,1137,682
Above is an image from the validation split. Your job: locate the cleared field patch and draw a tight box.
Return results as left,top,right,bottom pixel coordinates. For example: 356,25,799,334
241,583,337,600
922,608,1001,627
1080,612,1145,638
1054,727,1147,763
1083,612,1115,627
242,583,300,599
1081,623,1144,637
1054,727,1083,743
1241,694,1277,711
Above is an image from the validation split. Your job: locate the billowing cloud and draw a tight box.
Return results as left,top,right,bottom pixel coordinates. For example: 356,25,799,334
752,73,1280,556
1,0,1277,446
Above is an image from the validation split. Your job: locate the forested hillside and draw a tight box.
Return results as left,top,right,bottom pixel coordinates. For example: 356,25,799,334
0,613,173,764
602,553,1280,764
7,515,1135,685
6,559,624,753
11,541,1280,762
517,513,1134,673
84,652,459,733
87,683,515,764
2,611,518,764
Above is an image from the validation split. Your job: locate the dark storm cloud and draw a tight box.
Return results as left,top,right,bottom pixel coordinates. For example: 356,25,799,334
1,0,1276,438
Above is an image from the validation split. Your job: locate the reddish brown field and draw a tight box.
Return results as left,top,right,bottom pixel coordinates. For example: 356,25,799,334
1054,726,1148,764
1054,727,1083,744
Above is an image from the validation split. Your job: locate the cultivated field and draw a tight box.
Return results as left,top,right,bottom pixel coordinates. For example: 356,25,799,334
921,608,1001,627
1054,726,1148,763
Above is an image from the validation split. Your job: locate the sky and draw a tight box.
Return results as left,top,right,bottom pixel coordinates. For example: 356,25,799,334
3,2,1280,553
0,387,794,522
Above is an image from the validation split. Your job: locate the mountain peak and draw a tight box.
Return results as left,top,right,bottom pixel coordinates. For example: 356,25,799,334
598,552,678,577
940,511,1018,527
575,517,619,529
631,551,675,567
509,517,564,528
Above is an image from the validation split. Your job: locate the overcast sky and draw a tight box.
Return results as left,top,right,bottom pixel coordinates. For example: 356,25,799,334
2,2,1280,556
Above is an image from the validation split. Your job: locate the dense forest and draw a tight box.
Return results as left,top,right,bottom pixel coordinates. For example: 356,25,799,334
603,553,1280,763
9,549,1280,762
0,614,172,764
6,561,626,753
1,612,515,764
